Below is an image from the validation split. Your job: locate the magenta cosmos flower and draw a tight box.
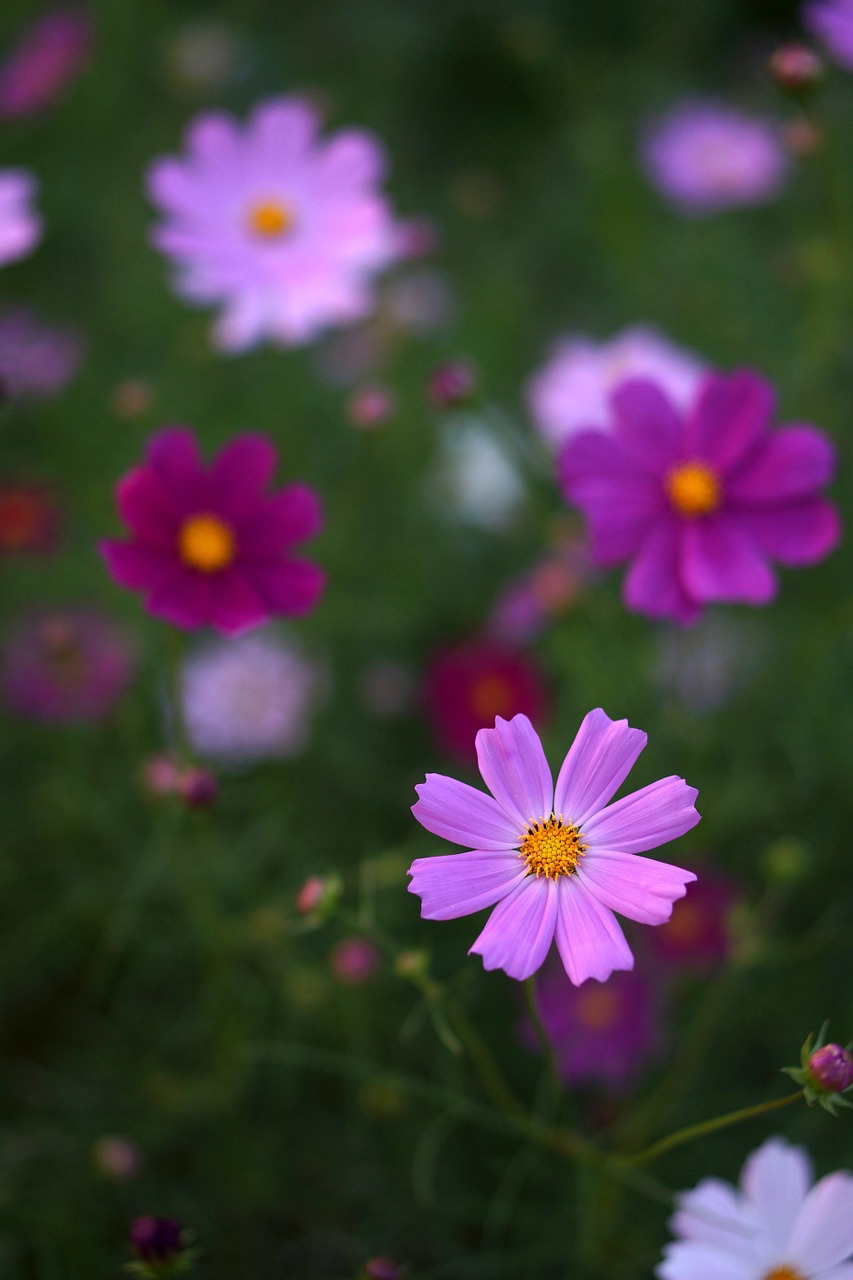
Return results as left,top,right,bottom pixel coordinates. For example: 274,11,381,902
0,8,91,119
409,710,699,984
559,371,840,625
804,0,853,69
148,96,399,352
641,100,789,215
100,428,324,634
658,1136,853,1280
0,169,41,267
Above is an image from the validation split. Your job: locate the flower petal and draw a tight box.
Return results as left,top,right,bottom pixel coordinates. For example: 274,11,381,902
412,773,520,850
208,434,278,519
115,468,181,543
657,1242,755,1280
582,777,700,854
206,568,269,636
99,540,176,591
735,500,841,567
475,714,553,829
408,849,527,920
787,1171,853,1272
611,378,683,470
145,427,206,505
680,516,776,605
469,876,558,980
686,370,775,472
239,485,324,551
740,1137,812,1255
578,850,695,924
246,559,326,616
624,520,702,625
146,568,213,629
726,426,836,506
669,1177,756,1250
553,878,633,985
554,708,647,826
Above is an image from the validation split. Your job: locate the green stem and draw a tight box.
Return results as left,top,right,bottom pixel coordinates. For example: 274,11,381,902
166,626,192,763
524,975,562,1099
627,1090,803,1165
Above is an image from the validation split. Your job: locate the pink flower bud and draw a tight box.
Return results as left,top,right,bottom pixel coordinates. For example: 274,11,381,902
809,1043,853,1094
296,876,326,914
347,384,396,429
427,361,476,409
770,43,824,95
178,765,218,809
330,937,379,984
363,1258,403,1280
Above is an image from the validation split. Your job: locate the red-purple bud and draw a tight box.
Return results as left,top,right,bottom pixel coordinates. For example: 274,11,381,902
178,765,218,809
130,1216,185,1265
809,1043,853,1094
427,361,477,409
347,384,397,429
363,1258,403,1280
770,43,824,96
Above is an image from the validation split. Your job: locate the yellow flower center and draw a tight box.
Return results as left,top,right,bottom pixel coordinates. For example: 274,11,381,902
665,460,721,518
575,985,621,1031
763,1268,805,1280
470,674,514,720
177,513,236,573
246,198,296,239
520,813,586,880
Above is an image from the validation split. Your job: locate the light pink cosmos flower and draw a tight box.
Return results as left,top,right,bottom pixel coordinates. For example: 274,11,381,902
658,1136,853,1280
641,100,789,216
0,170,41,267
527,326,706,453
147,96,400,352
803,0,853,70
409,711,699,985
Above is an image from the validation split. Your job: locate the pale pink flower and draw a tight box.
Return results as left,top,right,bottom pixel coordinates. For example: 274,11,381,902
0,170,41,267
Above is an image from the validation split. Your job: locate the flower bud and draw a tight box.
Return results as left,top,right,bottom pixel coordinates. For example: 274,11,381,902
808,1043,853,1094
427,361,476,409
770,43,824,96
393,949,429,981
130,1216,185,1266
362,1259,403,1280
178,765,218,809
295,874,341,918
347,384,396,429
329,937,379,984
92,1134,142,1181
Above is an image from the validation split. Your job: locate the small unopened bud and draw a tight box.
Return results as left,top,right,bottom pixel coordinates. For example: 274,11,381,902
295,874,341,919
178,765,218,809
809,1044,853,1094
427,361,477,409
362,1258,404,1280
330,937,380,984
130,1216,185,1266
141,755,181,797
347,384,397,429
770,43,824,96
93,1134,142,1181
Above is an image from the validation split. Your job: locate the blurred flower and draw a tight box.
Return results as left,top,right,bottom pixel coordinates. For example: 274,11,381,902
769,43,825,95
0,482,61,555
423,638,548,762
140,754,181,797
362,1259,404,1280
1,609,134,721
347,383,396,428
0,8,91,119
657,1136,853,1279
330,937,380,984
358,659,415,718
804,0,853,69
382,267,454,332
426,418,525,530
166,19,247,92
296,874,339,915
0,308,83,399
640,100,789,215
394,214,439,259
559,372,840,625
528,956,661,1088
427,360,477,409
487,530,589,645
110,376,154,419
526,326,706,453
177,765,218,809
646,870,735,971
148,96,399,352
0,170,41,267
178,628,323,762
654,613,761,710
783,116,824,157
100,428,325,635
92,1135,142,1181
409,710,699,984
130,1216,186,1267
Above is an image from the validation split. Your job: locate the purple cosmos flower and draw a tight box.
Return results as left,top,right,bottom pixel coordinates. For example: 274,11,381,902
0,308,84,400
559,371,840,625
147,96,399,352
658,1136,853,1279
408,710,699,984
100,427,325,635
0,170,41,267
1,609,134,722
804,0,853,69
641,100,789,215
527,326,706,453
0,8,91,119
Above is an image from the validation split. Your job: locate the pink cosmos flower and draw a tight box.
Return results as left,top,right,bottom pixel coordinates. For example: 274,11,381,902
0,8,91,119
408,710,699,985
147,96,399,352
1,609,134,722
559,371,840,625
658,1136,853,1280
0,170,41,267
100,427,324,635
641,101,789,215
0,308,84,399
804,0,853,69
646,868,736,971
526,326,706,453
0,481,62,555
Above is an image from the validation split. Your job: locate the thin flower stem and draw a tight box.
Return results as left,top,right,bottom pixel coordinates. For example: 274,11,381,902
167,626,192,763
523,975,562,1100
626,1090,803,1165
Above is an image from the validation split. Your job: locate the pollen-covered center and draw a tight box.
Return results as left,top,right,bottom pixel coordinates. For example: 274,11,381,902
762,1267,805,1280
665,460,721,518
520,813,586,880
246,198,296,239
178,513,236,573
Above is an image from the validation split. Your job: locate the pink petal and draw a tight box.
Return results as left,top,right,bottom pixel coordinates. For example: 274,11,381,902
578,850,695,924
554,709,647,827
624,520,702,625
611,378,683,470
727,426,836,506
657,1242,754,1280
582,777,700,854
249,97,318,163
206,568,270,636
469,876,558,980
99,540,176,591
208,434,277,519
787,1172,853,1271
669,1177,755,1248
553,877,633,985
239,485,324,551
475,714,553,829
115,468,180,544
686,370,775,471
741,1137,811,1255
412,774,520,850
559,433,663,567
146,569,213,629
144,427,206,505
247,559,326,616
407,849,527,920
735,500,841,567
316,129,388,189
560,428,654,494
680,517,776,604
186,112,241,164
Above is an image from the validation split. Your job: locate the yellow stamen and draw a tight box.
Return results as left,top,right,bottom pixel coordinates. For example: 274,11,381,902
763,1268,805,1280
665,460,721,518
178,513,235,573
246,199,296,239
520,813,586,880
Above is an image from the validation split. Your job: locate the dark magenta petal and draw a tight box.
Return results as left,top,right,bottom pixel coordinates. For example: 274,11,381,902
116,468,180,543
100,539,176,591
238,485,324,550
680,516,776,604
248,559,326,616
206,568,270,636
144,427,206,506
560,429,648,495
146,568,213,629
208,433,278,519
623,521,701,624
735,500,841,566
726,426,837,506
685,370,775,472
610,378,682,471
560,430,661,566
